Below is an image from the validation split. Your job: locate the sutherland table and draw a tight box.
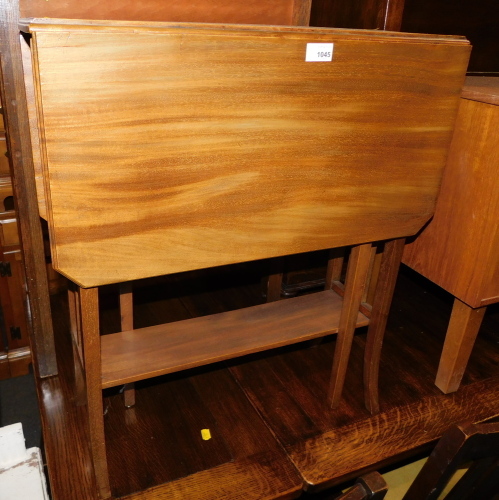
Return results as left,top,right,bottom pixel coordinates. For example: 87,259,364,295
21,18,470,499
403,77,499,394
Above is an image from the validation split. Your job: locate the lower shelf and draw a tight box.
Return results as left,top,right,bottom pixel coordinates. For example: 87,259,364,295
101,289,369,389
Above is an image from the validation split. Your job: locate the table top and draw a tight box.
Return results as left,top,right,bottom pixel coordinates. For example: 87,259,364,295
26,19,470,287
462,76,499,106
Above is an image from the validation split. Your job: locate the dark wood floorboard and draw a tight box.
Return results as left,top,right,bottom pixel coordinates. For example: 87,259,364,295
229,265,499,492
37,261,499,499
41,262,303,500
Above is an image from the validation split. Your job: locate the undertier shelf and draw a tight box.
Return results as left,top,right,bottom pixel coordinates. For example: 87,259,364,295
101,289,370,389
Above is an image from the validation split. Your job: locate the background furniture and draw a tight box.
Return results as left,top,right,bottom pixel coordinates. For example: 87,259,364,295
0,212,31,378
0,94,65,380
327,420,499,500
333,472,387,500
401,0,499,76
0,98,31,379
403,77,499,394
403,421,499,499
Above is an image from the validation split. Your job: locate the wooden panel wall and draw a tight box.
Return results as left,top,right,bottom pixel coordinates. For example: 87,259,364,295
20,0,310,26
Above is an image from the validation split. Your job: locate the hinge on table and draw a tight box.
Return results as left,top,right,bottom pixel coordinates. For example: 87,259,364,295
0,261,12,277
10,326,22,340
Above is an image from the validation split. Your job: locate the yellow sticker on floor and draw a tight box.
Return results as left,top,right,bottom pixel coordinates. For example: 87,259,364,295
201,429,211,441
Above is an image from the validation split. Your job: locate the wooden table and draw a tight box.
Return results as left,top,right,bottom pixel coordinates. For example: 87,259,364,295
403,76,499,394
18,15,470,500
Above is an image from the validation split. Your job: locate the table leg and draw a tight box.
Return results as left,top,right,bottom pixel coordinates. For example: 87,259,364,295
328,243,372,408
68,285,85,406
363,238,405,414
119,283,135,408
435,298,486,394
265,258,284,303
80,286,111,499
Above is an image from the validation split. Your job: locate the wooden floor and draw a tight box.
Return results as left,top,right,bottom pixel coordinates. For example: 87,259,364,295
36,260,499,500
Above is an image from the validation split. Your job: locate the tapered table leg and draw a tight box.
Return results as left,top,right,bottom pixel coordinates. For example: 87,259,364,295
328,243,372,408
68,284,85,405
364,238,405,414
80,286,111,499
435,298,486,394
119,283,135,407
266,258,284,303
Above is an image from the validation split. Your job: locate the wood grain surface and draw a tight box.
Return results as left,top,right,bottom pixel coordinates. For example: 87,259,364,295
229,268,499,492
79,287,111,499
462,76,499,106
403,96,499,308
27,20,469,287
108,368,303,500
101,289,369,389
286,378,499,491
36,263,499,499
0,0,57,377
20,0,306,26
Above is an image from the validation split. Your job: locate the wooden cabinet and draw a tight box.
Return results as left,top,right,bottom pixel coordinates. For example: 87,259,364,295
403,77,499,393
0,98,32,380
0,213,32,379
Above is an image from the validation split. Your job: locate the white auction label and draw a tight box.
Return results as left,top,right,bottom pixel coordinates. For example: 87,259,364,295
305,43,334,62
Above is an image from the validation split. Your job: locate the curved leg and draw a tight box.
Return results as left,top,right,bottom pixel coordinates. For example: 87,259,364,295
435,298,486,394
68,284,86,405
363,238,405,415
328,243,372,408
